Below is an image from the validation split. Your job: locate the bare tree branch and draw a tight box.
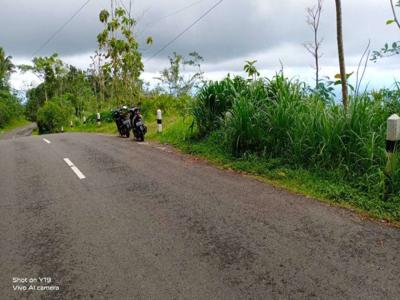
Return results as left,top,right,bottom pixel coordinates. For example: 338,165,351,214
355,40,371,97
303,0,323,89
390,0,400,30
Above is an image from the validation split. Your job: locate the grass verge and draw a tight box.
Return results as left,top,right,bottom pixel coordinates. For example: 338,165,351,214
148,117,400,226
66,122,118,135
62,115,400,225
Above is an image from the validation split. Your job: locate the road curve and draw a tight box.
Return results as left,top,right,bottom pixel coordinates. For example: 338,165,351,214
0,123,36,140
0,133,399,299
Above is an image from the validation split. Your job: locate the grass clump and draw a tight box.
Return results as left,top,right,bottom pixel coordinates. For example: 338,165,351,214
190,74,397,198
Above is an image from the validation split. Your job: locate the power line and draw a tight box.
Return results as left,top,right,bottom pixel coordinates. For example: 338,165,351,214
118,0,128,12
145,0,223,63
145,0,206,27
32,0,92,56
136,0,206,40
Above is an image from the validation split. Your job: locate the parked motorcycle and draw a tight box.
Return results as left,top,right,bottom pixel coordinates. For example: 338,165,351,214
129,107,147,141
112,107,131,138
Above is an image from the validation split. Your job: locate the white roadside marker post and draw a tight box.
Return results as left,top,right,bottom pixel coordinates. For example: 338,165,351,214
83,116,86,124
385,114,400,199
97,112,101,125
70,120,73,127
157,109,163,133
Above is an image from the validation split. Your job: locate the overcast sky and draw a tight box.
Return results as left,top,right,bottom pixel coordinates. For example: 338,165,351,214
1,0,400,91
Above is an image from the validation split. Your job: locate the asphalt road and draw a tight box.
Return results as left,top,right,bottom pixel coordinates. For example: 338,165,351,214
0,123,37,140
1,132,400,299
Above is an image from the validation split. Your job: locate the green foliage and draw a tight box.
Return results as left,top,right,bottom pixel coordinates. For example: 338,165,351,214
24,56,98,122
372,42,400,61
189,73,400,200
97,5,145,104
191,76,248,136
372,0,400,61
0,48,23,128
0,47,14,90
0,90,23,128
140,94,190,118
224,95,264,154
36,102,69,134
25,83,47,121
243,60,260,81
20,54,65,102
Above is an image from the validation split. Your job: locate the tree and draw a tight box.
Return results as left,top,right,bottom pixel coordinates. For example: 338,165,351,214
25,84,47,121
371,0,400,61
0,47,23,128
96,4,152,105
0,90,23,127
63,66,93,117
243,60,260,81
304,0,323,89
0,47,15,90
156,52,204,96
20,54,65,102
335,0,348,109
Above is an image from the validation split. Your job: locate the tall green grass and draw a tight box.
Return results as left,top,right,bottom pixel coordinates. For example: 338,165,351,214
190,74,400,200
191,76,248,136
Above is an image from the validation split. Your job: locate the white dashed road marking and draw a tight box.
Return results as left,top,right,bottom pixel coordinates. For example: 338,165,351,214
43,138,51,144
63,158,86,180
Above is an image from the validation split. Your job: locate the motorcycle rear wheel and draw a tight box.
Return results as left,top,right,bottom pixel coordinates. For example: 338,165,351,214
138,132,144,142
121,126,130,138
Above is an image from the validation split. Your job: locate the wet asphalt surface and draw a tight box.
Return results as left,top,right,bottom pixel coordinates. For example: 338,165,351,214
0,131,400,299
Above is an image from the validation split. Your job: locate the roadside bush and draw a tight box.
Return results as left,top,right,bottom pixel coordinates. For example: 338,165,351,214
191,76,247,136
224,95,265,154
0,101,12,128
140,94,190,118
36,102,69,134
0,90,23,128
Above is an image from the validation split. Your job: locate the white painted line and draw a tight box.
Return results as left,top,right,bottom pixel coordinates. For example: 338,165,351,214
63,158,86,180
63,158,74,167
138,142,149,145
71,166,86,180
43,138,51,144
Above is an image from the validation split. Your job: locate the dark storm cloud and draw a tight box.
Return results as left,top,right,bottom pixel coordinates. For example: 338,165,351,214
1,0,399,72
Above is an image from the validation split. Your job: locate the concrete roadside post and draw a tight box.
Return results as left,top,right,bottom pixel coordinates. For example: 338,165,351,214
70,121,73,128
157,109,162,133
97,112,101,125
385,114,400,198
83,116,86,124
